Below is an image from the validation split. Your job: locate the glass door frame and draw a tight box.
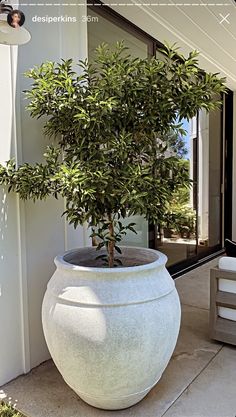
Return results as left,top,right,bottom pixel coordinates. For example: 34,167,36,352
223,90,234,242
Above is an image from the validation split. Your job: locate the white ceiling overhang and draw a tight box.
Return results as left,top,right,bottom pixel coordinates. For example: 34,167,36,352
106,0,236,90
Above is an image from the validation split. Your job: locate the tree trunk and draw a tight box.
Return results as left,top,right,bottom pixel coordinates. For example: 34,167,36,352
108,215,115,268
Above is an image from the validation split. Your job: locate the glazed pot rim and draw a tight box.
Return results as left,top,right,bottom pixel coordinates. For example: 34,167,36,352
54,246,167,273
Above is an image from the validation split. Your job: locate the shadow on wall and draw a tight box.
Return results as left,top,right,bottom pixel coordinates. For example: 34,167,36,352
0,185,25,386
0,188,7,268
0,185,18,305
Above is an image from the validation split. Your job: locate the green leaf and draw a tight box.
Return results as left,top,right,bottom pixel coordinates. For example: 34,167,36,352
115,245,122,254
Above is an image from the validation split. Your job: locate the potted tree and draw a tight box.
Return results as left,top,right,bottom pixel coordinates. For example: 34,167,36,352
0,43,226,410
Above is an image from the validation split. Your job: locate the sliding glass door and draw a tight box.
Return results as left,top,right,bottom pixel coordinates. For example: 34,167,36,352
156,107,224,272
87,3,229,274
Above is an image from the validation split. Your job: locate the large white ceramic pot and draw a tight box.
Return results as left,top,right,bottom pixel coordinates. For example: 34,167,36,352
42,246,181,410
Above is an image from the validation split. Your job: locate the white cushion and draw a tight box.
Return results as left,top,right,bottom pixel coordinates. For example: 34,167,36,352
218,256,236,321
218,307,236,321
218,256,236,272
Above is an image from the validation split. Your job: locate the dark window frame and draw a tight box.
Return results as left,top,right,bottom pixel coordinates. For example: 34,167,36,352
224,90,233,242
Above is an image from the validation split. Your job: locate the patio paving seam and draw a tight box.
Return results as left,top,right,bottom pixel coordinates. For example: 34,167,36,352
160,344,224,417
179,302,209,311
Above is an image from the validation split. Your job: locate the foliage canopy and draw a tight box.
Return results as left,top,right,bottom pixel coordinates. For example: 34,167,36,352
0,42,226,266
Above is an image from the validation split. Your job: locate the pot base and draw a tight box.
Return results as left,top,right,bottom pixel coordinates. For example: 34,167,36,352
65,377,162,410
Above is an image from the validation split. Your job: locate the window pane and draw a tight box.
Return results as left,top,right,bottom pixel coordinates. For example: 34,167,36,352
156,120,198,267
198,108,222,251
88,10,148,59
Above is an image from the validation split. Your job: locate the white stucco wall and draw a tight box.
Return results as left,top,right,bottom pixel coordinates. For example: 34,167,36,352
0,43,28,386
0,2,88,385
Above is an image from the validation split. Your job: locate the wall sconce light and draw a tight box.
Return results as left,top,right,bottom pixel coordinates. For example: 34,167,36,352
0,0,31,45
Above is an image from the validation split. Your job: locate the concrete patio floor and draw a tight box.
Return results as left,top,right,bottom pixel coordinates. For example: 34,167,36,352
1,257,236,417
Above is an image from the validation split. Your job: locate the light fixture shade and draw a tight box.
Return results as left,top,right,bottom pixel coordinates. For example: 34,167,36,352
0,20,31,45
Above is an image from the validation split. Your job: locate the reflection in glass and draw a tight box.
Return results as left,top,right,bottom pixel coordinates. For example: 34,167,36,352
157,108,222,268
88,10,148,59
155,120,198,267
